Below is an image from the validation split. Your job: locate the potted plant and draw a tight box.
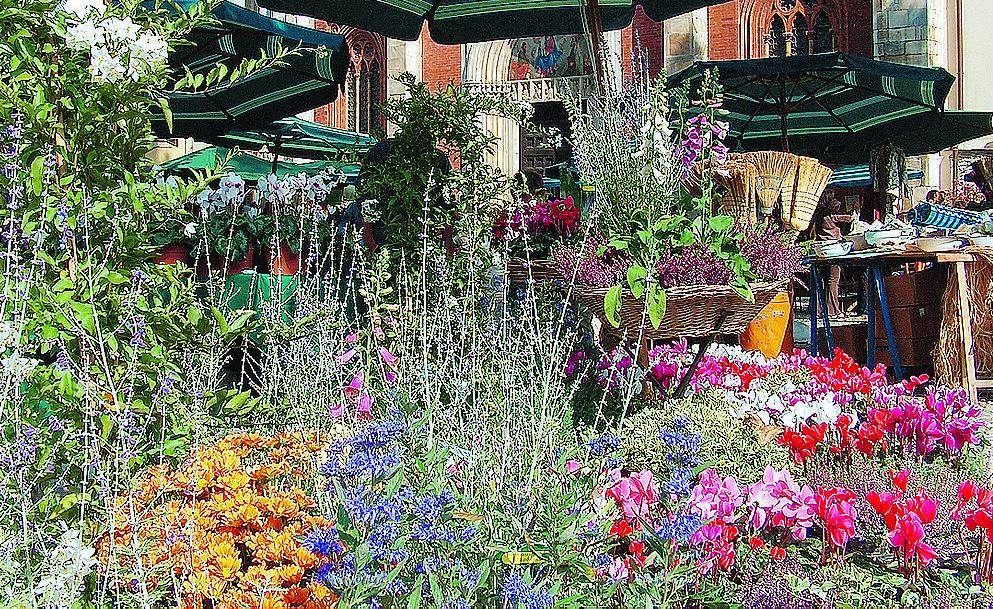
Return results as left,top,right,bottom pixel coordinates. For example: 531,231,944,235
149,218,195,266
256,212,303,275
494,190,582,282
190,173,265,276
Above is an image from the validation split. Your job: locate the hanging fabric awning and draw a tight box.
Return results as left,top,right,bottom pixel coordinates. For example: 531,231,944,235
158,146,359,181
253,0,724,44
206,117,377,160
828,165,925,188
152,0,350,138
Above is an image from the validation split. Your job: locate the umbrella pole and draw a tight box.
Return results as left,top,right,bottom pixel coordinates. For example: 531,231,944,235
271,139,282,174
585,0,607,92
779,80,790,153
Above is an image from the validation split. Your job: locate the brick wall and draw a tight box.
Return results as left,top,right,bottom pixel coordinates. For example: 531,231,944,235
874,0,939,66
621,6,664,80
708,0,741,60
420,24,462,89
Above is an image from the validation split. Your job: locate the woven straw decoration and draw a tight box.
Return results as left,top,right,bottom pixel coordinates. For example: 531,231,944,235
783,157,833,232
743,151,794,215
717,160,758,228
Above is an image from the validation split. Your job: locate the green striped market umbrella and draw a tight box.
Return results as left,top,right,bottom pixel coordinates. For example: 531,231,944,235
153,0,350,138
159,146,359,181
206,117,377,162
254,0,721,44
668,53,957,164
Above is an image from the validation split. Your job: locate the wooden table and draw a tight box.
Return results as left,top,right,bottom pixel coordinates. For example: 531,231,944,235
808,248,990,402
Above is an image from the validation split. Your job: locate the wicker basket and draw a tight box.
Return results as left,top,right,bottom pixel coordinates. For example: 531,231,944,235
574,280,787,341
506,258,561,284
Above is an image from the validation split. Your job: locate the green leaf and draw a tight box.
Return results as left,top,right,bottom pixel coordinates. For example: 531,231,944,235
157,97,173,133
626,265,648,299
30,155,45,195
604,285,622,328
407,576,424,609
646,285,667,330
709,215,734,233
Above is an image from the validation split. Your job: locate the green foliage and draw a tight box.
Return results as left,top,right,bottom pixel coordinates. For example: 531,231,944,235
621,391,788,483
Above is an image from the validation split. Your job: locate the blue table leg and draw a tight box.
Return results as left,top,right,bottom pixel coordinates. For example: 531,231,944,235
866,267,876,369
873,267,904,380
814,266,835,353
809,266,820,355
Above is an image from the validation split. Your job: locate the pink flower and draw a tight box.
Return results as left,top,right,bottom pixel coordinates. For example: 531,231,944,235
336,348,358,365
600,557,631,583
344,371,364,401
746,466,815,540
345,331,358,344
378,346,398,370
689,469,743,522
812,487,858,551
565,459,581,475
357,392,373,418
606,469,660,520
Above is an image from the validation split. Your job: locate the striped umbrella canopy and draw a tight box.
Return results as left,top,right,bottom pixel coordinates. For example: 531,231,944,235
153,0,350,138
206,117,377,161
668,53,957,163
254,0,721,44
159,146,360,181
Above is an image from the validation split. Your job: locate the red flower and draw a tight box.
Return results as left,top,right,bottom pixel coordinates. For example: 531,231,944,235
748,536,765,551
889,469,910,494
812,487,858,551
769,546,787,561
610,519,633,538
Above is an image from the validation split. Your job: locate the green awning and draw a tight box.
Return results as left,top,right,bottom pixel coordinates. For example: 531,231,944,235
668,53,958,164
828,164,925,188
158,146,359,181
205,117,377,160
254,0,721,44
152,0,350,138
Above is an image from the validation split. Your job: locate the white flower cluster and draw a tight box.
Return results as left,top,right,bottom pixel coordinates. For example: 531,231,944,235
0,321,37,384
197,172,250,215
32,528,98,609
257,169,346,206
62,0,168,84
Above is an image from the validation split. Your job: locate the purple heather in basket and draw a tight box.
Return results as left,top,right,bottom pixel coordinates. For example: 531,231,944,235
551,233,629,288
655,242,733,288
741,227,805,283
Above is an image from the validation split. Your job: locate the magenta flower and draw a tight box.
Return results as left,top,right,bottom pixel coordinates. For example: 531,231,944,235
689,469,743,522
378,346,398,370
343,371,364,401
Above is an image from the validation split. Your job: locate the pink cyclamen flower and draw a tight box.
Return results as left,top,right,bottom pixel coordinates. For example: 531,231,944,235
606,469,660,520
689,469,743,522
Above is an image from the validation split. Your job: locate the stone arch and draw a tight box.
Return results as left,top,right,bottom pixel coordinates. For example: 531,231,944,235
738,0,850,58
312,23,387,134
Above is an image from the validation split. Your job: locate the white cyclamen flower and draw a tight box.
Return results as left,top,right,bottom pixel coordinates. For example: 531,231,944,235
183,222,197,238
61,0,104,20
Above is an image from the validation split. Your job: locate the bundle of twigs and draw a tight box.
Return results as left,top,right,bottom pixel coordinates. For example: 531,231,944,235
716,160,758,228
742,151,795,216
781,156,833,232
934,249,993,384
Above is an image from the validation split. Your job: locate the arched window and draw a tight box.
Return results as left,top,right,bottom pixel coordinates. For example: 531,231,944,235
763,0,836,57
312,25,386,135
347,33,384,135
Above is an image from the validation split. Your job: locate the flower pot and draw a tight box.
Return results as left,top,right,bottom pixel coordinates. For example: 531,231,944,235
196,244,256,277
224,243,256,276
268,242,300,276
739,290,792,359
156,243,190,266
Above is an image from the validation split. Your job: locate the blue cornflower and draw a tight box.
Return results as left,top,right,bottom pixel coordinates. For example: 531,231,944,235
663,467,694,497
587,434,622,457
302,528,342,556
502,574,555,609
657,514,702,543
